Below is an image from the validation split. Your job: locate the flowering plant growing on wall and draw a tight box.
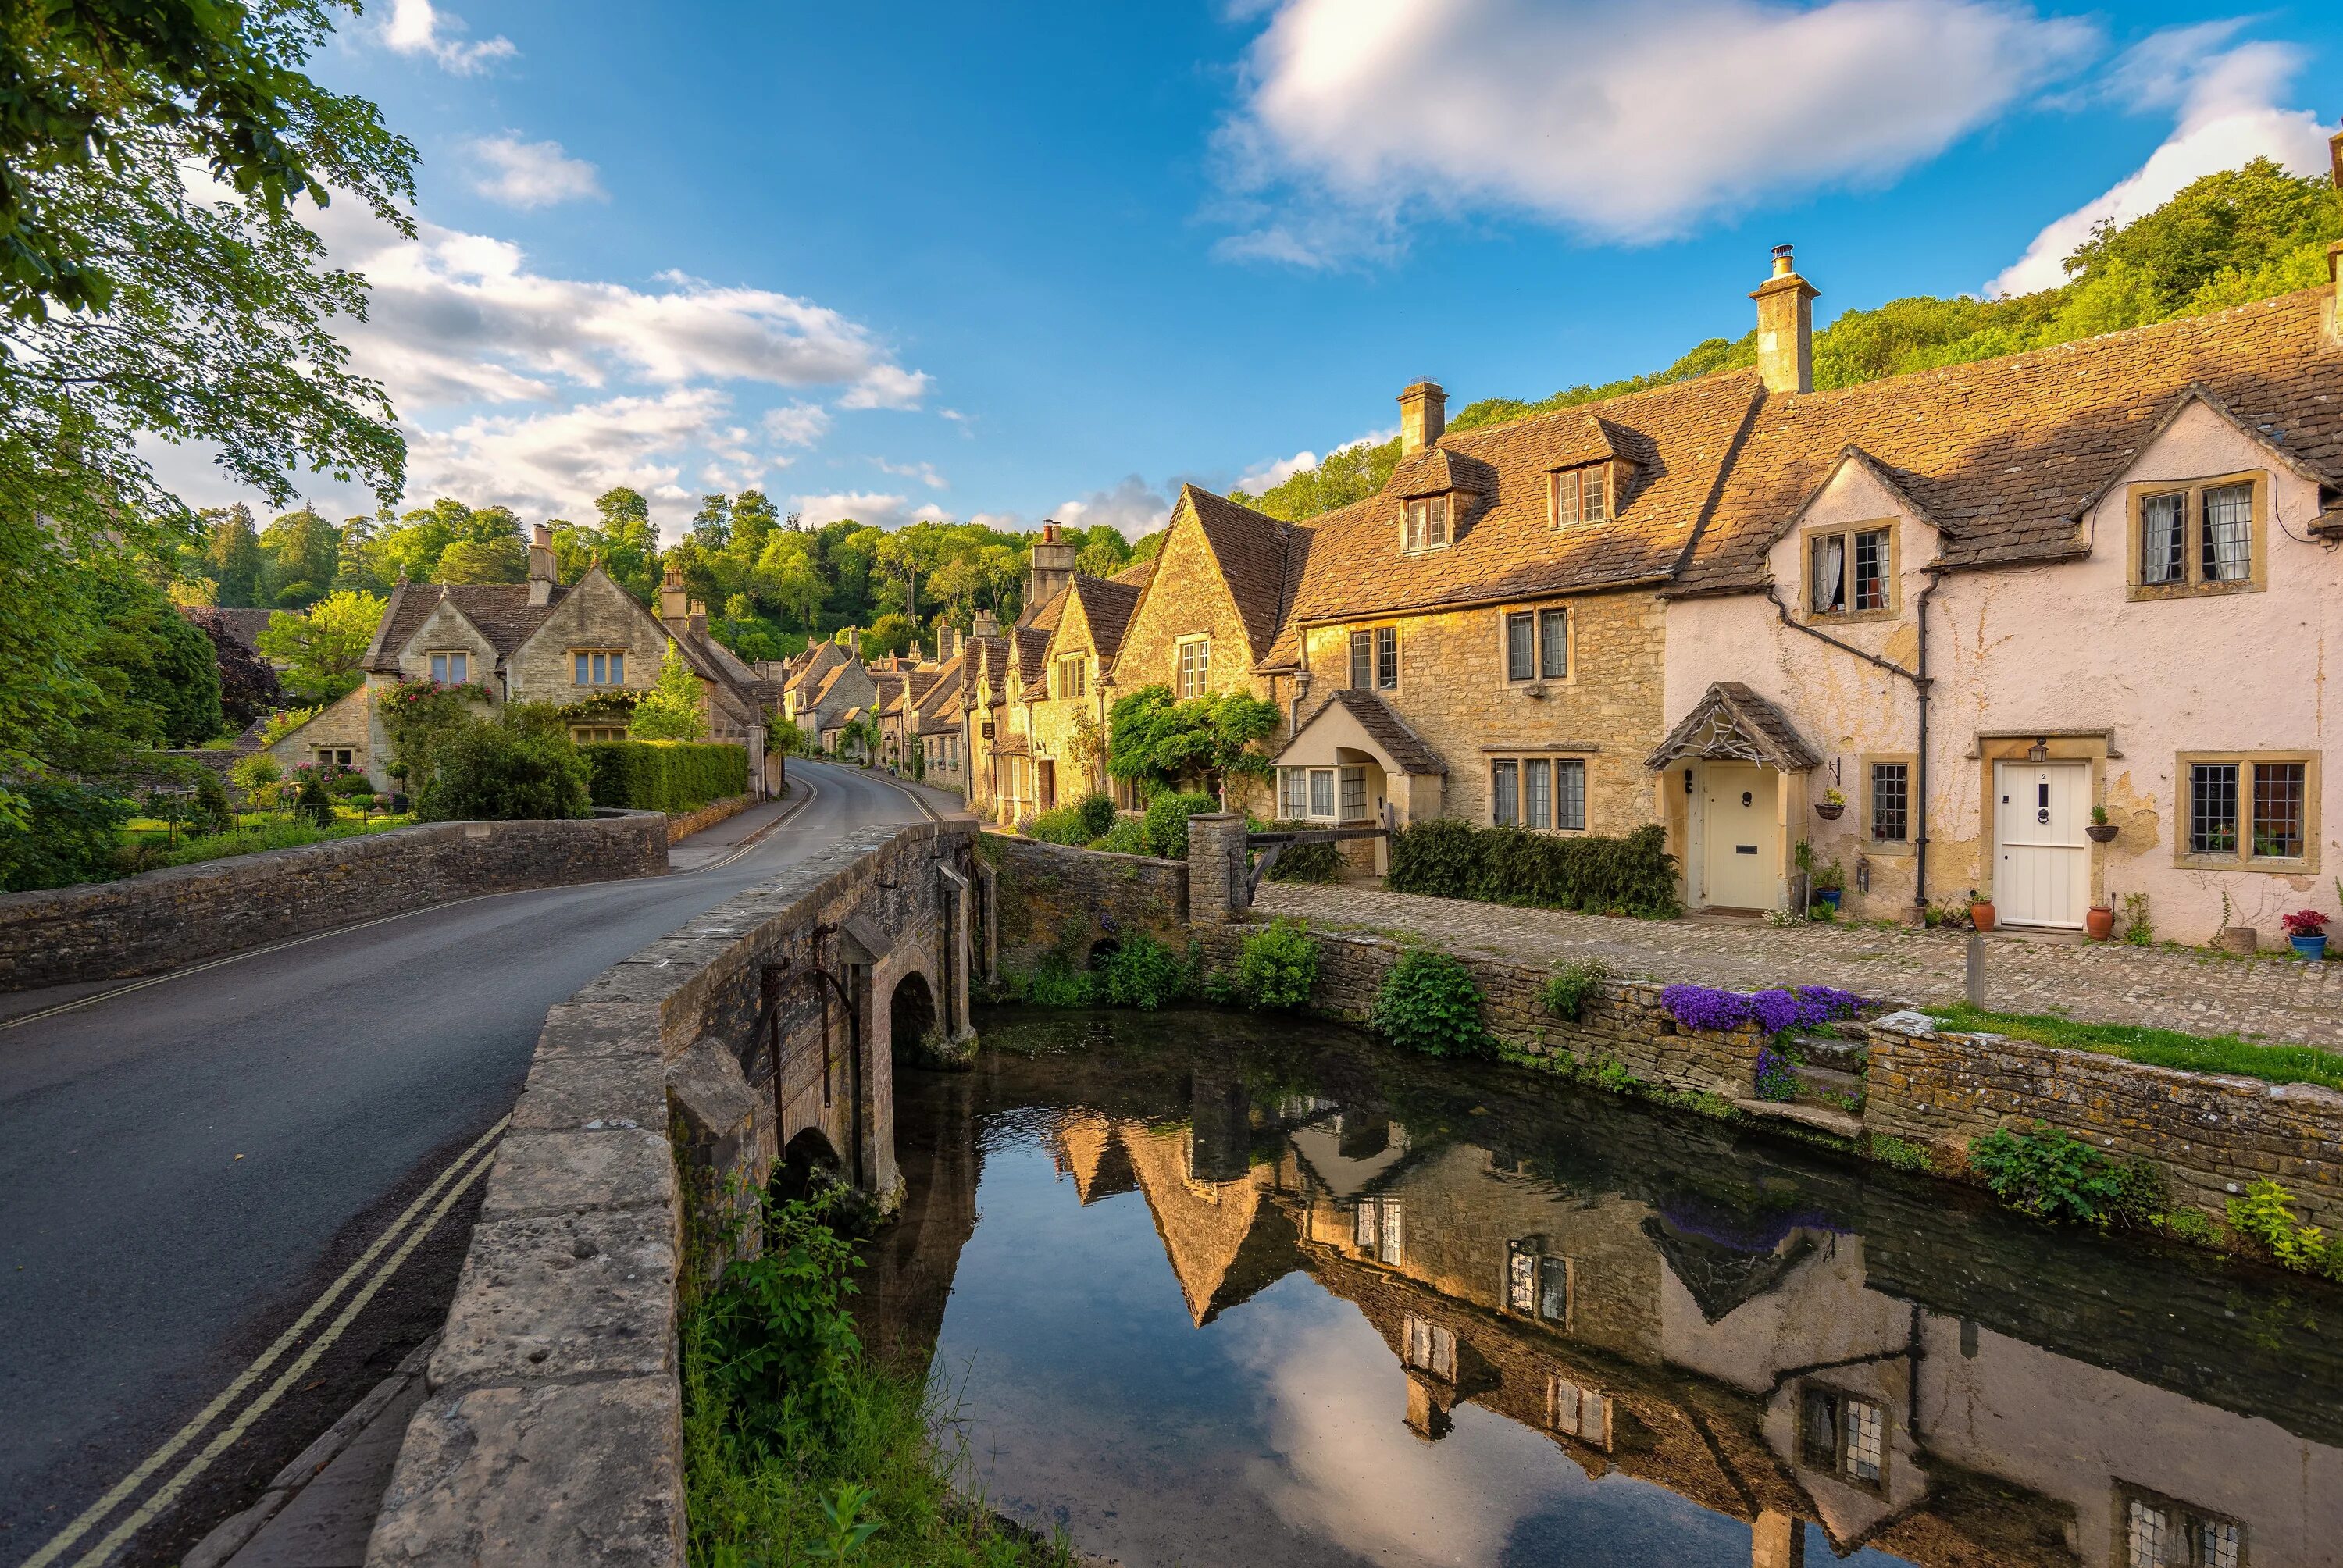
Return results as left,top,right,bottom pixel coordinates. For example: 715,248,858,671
1661,983,1863,1034
2280,910,2331,937
1753,1046,1800,1103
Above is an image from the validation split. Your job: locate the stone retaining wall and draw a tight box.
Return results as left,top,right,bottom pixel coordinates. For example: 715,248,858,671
665,792,752,845
980,831,1188,975
366,818,979,1567
0,811,669,992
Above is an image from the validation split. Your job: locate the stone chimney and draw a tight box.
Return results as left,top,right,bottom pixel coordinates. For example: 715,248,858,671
972,608,1000,641
1397,380,1446,456
659,563,688,629
1751,245,1819,395
686,597,708,638
936,622,959,662
527,522,557,606
1027,520,1077,616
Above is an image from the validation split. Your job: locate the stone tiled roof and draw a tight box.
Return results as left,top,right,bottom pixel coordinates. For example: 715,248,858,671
1645,682,1824,772
1182,484,1297,663
1070,572,1145,661
915,651,965,735
988,732,1031,757
1278,687,1447,775
1013,624,1053,686
362,582,570,674
1278,372,1765,633
1111,558,1156,589
1387,445,1497,499
1677,287,2343,593
784,640,847,693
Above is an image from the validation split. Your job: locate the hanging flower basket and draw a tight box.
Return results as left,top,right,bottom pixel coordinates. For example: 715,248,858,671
2085,823,2118,843
1814,802,1844,821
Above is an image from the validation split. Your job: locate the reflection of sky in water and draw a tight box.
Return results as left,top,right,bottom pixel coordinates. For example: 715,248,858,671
933,1136,1910,1568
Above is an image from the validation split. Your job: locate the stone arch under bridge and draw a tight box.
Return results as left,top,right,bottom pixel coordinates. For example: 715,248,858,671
665,821,979,1263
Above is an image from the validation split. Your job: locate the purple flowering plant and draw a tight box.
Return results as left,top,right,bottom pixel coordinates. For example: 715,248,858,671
1662,983,1864,1035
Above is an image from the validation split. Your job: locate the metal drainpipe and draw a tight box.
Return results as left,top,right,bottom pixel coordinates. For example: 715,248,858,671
1764,580,1938,913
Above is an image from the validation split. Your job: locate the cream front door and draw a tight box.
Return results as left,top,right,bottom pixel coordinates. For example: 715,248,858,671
1703,764,1778,910
1995,761,2091,928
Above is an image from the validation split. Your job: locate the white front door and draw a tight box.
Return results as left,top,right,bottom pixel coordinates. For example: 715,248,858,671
1995,761,2090,928
1702,764,1778,910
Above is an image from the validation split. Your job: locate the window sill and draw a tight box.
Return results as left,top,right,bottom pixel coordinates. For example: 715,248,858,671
1862,839,1917,857
2174,851,2318,873
1803,607,1899,626
2127,578,2264,602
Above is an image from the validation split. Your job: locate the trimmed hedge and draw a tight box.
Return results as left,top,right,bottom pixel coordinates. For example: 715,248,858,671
581,740,748,813
1388,819,1680,917
1257,820,1339,884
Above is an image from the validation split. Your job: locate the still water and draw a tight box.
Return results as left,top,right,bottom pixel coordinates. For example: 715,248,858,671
863,1009,2343,1568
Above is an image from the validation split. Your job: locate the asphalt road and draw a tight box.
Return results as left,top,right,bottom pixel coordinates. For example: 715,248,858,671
0,761,936,1566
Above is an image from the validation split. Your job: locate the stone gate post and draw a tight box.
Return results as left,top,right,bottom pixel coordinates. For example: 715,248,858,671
1186,812,1250,923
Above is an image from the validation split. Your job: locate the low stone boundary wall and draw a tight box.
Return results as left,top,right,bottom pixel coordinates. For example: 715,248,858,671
665,792,753,845
980,831,1189,975
0,811,669,992
366,818,979,1566
1189,918,2343,1231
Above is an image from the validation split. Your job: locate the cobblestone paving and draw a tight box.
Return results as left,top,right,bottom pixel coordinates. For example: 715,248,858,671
1254,883,2343,1048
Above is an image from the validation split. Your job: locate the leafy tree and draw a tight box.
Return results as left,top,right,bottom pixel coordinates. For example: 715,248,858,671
82,561,223,745
436,534,527,583
1105,685,1281,803
861,612,916,661
201,504,263,606
731,489,780,560
0,782,134,892
690,493,733,549
1239,439,1401,522
753,530,826,630
629,643,708,740
926,554,984,620
256,589,384,704
1073,523,1132,578
593,486,662,601
258,506,341,607
180,606,283,729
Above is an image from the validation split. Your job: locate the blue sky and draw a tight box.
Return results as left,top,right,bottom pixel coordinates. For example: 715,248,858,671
170,0,2343,541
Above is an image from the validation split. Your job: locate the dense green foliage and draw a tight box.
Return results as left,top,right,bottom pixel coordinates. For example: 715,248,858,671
1142,790,1220,859
1372,950,1488,1057
417,718,591,821
629,643,709,742
1235,918,1318,1010
582,740,749,814
1028,794,1115,846
255,590,384,704
1388,820,1679,917
0,781,134,891
1965,1122,2162,1228
1245,161,2343,523
1097,935,1190,1010
1539,959,1610,1023
1925,1003,2343,1091
82,563,223,746
2226,1180,2343,1280
1087,817,1152,855
1104,686,1281,798
1257,821,1340,884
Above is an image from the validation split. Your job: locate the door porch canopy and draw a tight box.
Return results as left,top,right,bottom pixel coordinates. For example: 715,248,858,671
1273,687,1448,778
1645,682,1824,774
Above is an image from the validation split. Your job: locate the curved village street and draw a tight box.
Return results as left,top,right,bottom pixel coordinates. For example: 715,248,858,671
0,762,943,1567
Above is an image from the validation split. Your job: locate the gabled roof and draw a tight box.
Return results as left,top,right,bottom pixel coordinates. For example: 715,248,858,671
1068,572,1145,662
1012,623,1053,687
1645,682,1823,772
1676,287,2343,593
1179,484,1297,664
1276,687,1447,776
1387,445,1497,499
362,581,571,675
1111,558,1156,589
785,640,848,693
1279,371,1765,631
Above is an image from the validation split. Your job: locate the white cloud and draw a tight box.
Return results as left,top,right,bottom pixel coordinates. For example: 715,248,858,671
407,387,741,529
1237,424,1399,494
874,458,947,489
762,402,833,447
381,0,515,74
837,363,933,411
467,134,606,209
789,491,951,531
1055,475,1172,539
1989,32,2332,296
1215,0,2099,262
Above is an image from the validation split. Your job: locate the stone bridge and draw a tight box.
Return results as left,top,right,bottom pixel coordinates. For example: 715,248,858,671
365,816,982,1565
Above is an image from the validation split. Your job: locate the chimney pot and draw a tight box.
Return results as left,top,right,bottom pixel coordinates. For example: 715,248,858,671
1750,246,1819,396
1397,380,1446,456
526,522,558,604
533,522,551,548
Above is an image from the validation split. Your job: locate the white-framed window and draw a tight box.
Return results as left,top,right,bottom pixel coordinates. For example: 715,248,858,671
1551,463,1610,526
1546,1376,1612,1449
1349,626,1400,691
1502,607,1570,684
1489,755,1586,831
570,725,627,743
1175,636,1210,698
1307,768,1335,819
1800,1386,1886,1490
1505,1241,1571,1326
1402,1315,1454,1379
428,650,469,684
1810,526,1892,615
313,746,355,769
2120,1486,2244,1568
1402,494,1452,552
1355,1196,1403,1265
572,649,626,686
1055,655,1086,699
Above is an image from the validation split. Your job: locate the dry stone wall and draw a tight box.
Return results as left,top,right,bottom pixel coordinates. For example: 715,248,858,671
981,831,1188,974
0,811,668,992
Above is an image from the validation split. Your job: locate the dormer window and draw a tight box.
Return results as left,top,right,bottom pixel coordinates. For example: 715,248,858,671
2128,474,2264,600
1402,494,1452,552
1551,463,1611,526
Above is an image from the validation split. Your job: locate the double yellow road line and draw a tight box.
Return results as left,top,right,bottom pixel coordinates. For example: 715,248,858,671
22,1119,508,1568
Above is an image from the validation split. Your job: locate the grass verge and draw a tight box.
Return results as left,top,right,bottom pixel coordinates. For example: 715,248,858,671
1924,1003,2343,1092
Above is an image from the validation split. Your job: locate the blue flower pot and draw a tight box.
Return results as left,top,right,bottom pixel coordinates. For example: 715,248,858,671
2292,934,2328,960
1816,889,1842,911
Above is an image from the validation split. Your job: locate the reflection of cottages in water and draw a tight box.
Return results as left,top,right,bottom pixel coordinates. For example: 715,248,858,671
1072,1089,2338,1568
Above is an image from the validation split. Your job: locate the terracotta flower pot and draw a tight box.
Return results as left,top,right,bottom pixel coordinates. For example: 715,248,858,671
2084,904,2115,940
1969,900,1996,932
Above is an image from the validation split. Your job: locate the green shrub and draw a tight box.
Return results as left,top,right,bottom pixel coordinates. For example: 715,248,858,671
1539,958,1610,1021
1388,818,1679,916
1868,1135,1935,1173
580,739,748,813
291,769,337,826
1097,934,1189,1010
1372,950,1487,1057
1258,821,1340,883
2227,1179,2342,1278
1022,953,1097,1007
421,719,592,821
697,1192,864,1450
1089,817,1151,855
1143,790,1219,858
0,782,136,891
1236,918,1318,1010
189,769,233,833
1027,804,1092,846
1965,1122,2137,1225
1074,793,1118,840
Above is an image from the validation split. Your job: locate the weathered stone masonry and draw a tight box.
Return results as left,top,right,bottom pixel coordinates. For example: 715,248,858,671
0,811,669,992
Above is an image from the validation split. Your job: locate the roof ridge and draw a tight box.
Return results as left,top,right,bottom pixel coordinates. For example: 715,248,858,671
1443,365,1765,442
